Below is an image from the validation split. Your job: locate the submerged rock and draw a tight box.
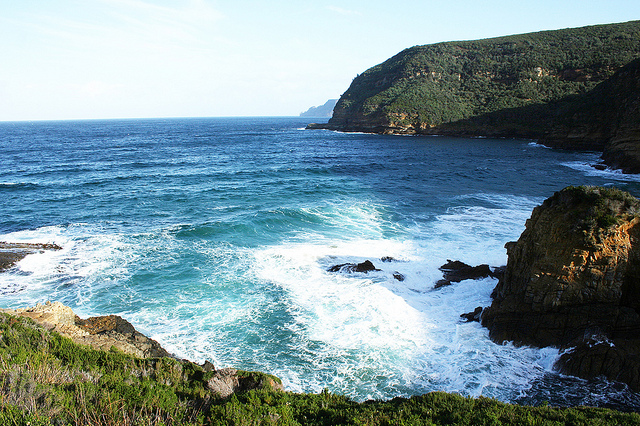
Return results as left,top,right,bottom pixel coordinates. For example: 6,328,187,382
393,272,405,281
481,186,640,390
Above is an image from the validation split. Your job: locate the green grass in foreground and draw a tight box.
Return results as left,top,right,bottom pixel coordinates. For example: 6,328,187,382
1,313,639,425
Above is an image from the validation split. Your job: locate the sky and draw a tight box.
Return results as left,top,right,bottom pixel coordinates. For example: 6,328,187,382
1,0,639,121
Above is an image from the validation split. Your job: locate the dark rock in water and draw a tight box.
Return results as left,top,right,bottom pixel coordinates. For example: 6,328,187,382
393,272,405,281
434,279,452,289
381,256,397,262
593,163,608,171
557,337,640,389
328,260,380,273
0,241,62,272
460,307,483,323
490,265,506,282
481,186,640,391
434,260,495,288
355,260,378,272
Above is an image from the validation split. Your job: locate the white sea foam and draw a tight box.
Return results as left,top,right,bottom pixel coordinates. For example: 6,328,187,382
248,232,559,400
0,197,560,402
527,141,551,149
234,197,559,400
562,159,640,182
0,225,132,310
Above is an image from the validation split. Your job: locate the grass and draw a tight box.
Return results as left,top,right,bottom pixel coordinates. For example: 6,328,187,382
1,313,639,425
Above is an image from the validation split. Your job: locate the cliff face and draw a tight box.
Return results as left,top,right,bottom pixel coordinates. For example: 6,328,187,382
481,186,640,389
540,58,640,171
600,59,640,173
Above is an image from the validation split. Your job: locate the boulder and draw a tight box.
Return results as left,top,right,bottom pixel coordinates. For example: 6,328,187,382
328,260,380,273
481,186,640,390
206,368,285,398
434,260,495,289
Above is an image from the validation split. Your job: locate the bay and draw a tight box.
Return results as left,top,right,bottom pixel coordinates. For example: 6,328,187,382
1,117,639,409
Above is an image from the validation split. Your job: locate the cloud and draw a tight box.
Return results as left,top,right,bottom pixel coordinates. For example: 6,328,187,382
326,5,361,16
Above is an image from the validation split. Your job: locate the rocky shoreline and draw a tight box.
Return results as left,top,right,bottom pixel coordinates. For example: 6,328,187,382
2,185,640,399
0,241,62,271
0,301,283,399
308,49,640,175
482,186,640,391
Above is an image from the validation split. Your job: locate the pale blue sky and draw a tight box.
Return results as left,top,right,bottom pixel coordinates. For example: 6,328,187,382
1,0,639,121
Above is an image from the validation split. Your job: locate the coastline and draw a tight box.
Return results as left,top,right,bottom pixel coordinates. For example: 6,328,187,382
2,300,640,425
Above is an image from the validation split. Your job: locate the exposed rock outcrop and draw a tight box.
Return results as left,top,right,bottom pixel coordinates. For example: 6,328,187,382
206,367,284,398
328,260,380,273
434,260,497,289
460,307,483,323
481,186,640,389
1,301,170,358
0,242,62,271
1,301,284,397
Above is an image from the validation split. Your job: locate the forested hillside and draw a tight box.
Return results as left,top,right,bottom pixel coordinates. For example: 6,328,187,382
311,20,640,136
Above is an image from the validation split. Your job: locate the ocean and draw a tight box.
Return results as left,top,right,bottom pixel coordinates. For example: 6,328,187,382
1,116,640,409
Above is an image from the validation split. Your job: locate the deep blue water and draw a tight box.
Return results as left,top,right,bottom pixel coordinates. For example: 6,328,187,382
1,117,640,409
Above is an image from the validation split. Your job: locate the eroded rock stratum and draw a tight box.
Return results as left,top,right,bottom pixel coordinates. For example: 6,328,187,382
482,186,640,389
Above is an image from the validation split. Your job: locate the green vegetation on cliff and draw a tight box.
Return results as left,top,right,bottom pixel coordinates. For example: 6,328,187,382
323,20,640,136
2,313,640,425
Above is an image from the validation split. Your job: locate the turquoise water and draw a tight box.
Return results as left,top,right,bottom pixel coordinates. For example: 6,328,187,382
1,117,640,408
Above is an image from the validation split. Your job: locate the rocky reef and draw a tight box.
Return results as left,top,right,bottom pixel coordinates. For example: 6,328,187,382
481,186,640,390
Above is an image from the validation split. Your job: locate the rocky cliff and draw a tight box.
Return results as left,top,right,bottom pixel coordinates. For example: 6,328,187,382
309,21,640,135
540,58,640,172
481,186,640,390
308,21,640,173
300,99,338,118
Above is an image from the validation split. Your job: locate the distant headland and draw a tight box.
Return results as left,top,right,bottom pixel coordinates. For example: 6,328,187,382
300,99,338,118
308,21,640,173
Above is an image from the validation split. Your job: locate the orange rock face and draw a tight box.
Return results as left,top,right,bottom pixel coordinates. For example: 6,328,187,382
481,186,640,389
